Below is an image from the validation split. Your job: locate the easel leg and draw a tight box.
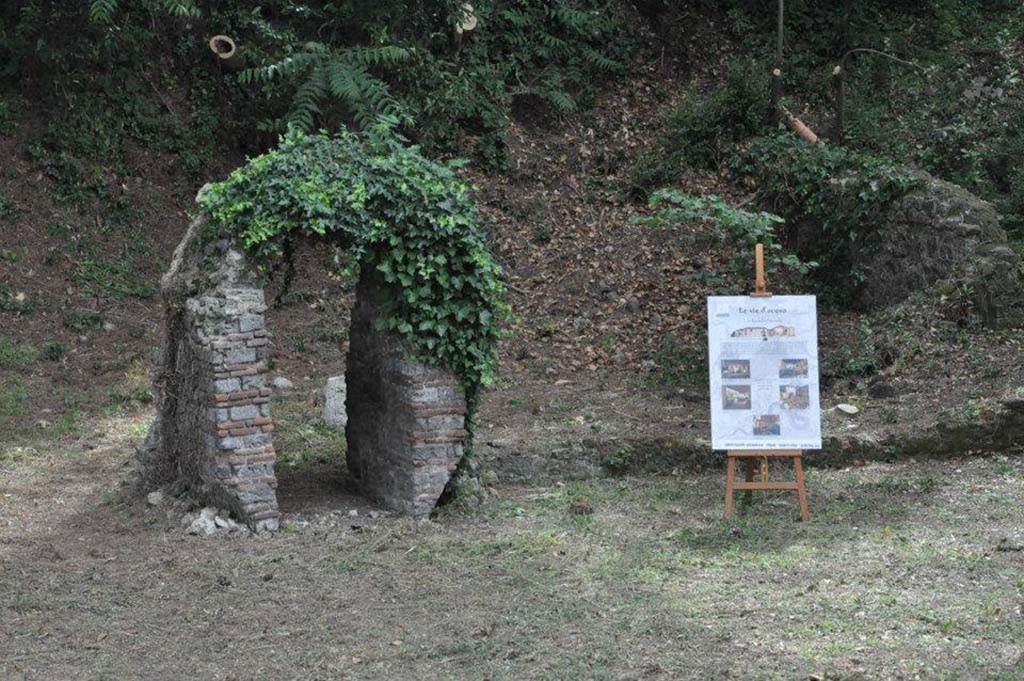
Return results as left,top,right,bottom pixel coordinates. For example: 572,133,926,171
793,455,809,521
744,458,755,507
724,455,736,518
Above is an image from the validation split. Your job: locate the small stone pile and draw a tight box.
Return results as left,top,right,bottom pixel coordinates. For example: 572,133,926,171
147,488,245,536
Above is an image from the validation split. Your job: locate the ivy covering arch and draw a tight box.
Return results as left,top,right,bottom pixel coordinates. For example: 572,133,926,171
199,128,507,393
136,127,511,520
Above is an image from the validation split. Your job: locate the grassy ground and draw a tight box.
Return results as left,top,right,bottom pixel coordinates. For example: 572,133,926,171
1,406,1022,680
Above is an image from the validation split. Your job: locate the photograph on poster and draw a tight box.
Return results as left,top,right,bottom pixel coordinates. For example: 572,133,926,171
721,359,750,379
722,385,751,410
730,325,796,340
780,384,810,409
779,358,808,378
753,414,780,435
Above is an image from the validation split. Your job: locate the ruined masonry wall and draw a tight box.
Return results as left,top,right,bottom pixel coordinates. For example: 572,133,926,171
139,215,280,532
191,282,280,531
142,204,472,529
345,270,469,517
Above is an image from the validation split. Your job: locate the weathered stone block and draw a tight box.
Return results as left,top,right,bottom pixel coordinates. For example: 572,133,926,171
229,404,260,421
213,377,241,393
324,375,347,428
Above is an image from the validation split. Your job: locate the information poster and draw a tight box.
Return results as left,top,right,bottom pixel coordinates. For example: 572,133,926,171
707,295,822,450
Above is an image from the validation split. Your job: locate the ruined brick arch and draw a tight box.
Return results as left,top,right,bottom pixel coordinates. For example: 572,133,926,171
137,209,469,532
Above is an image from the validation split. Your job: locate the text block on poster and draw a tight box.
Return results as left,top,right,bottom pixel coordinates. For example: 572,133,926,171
707,295,822,451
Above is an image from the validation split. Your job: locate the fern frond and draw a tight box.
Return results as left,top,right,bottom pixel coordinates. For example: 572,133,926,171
580,46,624,73
161,0,199,18
89,0,118,23
342,46,412,68
287,69,326,131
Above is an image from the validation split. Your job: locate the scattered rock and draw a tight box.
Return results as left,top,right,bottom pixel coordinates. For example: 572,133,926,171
348,509,359,517
271,376,294,390
837,403,860,415
187,507,219,536
624,297,641,314
214,515,230,529
572,316,592,333
146,490,164,507
102,321,116,332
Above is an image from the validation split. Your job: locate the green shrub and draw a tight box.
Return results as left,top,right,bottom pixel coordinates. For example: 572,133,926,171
61,307,103,331
1003,122,1024,235
734,135,921,284
0,381,29,417
0,340,38,369
41,341,65,361
631,189,815,277
632,59,768,197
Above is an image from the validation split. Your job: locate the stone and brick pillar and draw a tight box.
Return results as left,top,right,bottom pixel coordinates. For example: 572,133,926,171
345,270,469,517
138,212,280,531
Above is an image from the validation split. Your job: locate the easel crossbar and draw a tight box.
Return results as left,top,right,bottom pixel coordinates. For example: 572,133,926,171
732,481,800,491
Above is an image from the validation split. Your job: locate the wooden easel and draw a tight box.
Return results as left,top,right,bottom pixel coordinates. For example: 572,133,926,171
723,244,810,521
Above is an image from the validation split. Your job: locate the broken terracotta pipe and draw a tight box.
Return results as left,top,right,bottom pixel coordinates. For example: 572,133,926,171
209,35,245,72
780,106,819,145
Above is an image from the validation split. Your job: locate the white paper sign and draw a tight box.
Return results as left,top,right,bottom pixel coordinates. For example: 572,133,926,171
707,295,822,450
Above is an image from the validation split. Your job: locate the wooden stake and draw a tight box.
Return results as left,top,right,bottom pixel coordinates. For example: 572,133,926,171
752,243,770,297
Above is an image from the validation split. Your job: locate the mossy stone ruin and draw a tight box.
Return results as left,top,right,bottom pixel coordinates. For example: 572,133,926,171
137,209,468,531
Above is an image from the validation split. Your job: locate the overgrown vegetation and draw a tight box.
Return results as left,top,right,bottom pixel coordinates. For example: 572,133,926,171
634,0,1024,236
631,59,767,197
632,188,816,278
735,135,921,284
2,0,627,175
199,128,507,390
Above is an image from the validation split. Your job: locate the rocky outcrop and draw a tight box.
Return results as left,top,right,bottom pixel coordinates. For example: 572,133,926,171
858,171,1023,327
